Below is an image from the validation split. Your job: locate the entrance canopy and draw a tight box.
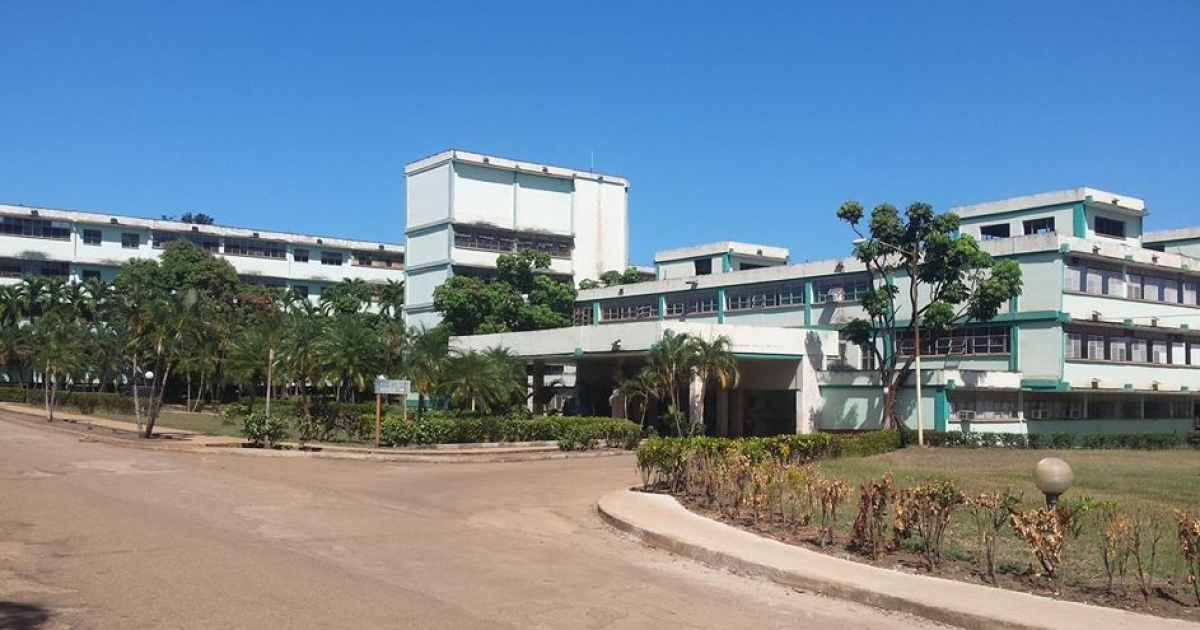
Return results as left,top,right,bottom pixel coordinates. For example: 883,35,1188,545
451,321,837,362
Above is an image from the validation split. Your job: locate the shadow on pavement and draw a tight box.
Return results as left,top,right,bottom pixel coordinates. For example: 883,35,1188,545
0,600,52,630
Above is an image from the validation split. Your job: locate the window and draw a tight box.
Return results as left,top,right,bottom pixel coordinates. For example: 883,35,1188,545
694,259,712,275
41,265,68,278
1128,274,1144,300
1173,342,1187,365
663,298,685,318
1191,343,1200,366
224,238,286,259
686,291,719,315
1185,282,1198,306
0,262,19,277
571,305,594,326
725,281,805,311
1066,333,1083,359
1164,279,1180,303
1095,216,1126,238
321,252,343,266
294,248,309,263
1131,339,1148,363
82,229,102,246
1065,263,1082,292
980,223,1010,240
1143,276,1163,302
81,269,101,281
1152,341,1169,364
121,233,140,249
292,285,309,298
896,325,1009,356
1023,217,1055,235
1087,335,1105,360
1084,267,1103,295
1109,338,1129,362
600,298,658,322
0,215,71,240
813,275,871,304
352,250,403,268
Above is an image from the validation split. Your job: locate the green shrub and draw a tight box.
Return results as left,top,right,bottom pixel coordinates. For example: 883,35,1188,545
1188,432,1200,449
377,415,642,448
242,411,289,448
1049,432,1075,449
837,430,900,457
557,426,596,451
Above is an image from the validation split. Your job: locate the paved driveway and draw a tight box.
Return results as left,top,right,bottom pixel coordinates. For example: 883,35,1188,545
0,415,942,629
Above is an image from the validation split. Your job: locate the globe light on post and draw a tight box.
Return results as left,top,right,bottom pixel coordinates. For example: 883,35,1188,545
1033,457,1074,507
144,371,154,381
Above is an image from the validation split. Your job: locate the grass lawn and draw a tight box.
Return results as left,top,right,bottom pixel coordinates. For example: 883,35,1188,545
96,409,246,438
819,447,1200,586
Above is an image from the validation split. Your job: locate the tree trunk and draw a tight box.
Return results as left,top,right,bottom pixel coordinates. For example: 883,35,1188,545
43,364,53,421
131,358,144,435
143,364,171,439
265,346,274,418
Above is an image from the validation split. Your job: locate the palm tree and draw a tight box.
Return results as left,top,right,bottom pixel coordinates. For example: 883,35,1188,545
618,368,660,428
481,346,527,414
225,327,271,409
279,308,327,416
317,315,379,402
377,279,405,320
690,335,740,430
31,312,84,421
405,325,449,418
440,347,523,414
646,330,697,436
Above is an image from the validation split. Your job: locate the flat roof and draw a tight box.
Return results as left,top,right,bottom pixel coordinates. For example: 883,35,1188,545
1144,226,1200,244
404,149,628,185
654,241,789,264
950,187,1146,219
0,202,404,254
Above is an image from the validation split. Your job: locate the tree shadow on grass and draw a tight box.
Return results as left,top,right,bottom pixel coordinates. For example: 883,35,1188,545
0,600,51,630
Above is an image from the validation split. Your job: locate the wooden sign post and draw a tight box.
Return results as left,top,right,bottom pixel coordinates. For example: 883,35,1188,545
373,378,411,448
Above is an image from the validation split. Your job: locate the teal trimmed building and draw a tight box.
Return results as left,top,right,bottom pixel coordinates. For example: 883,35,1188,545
457,187,1200,437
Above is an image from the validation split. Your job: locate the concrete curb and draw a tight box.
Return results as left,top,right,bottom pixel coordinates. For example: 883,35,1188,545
597,489,1198,630
0,409,631,464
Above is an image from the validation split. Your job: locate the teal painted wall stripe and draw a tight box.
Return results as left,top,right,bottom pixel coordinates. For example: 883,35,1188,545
591,302,601,326
657,295,666,321
1008,296,1020,372
1072,202,1087,238
717,288,726,324
934,387,949,432
721,252,732,272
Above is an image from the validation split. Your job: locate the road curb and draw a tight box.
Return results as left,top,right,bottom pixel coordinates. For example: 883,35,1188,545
597,489,1198,630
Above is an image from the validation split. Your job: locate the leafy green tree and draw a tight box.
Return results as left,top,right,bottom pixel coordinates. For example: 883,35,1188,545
377,279,405,320
317,315,379,403
31,311,84,421
440,347,525,414
405,325,449,418
433,250,576,335
647,330,698,437
320,278,374,315
836,200,1023,430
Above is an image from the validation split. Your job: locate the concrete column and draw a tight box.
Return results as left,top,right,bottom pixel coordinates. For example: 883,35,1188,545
716,389,729,436
795,389,812,434
530,361,546,415
732,389,746,437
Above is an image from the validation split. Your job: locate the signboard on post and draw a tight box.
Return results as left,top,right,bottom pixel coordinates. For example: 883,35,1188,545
374,379,410,396
373,379,411,447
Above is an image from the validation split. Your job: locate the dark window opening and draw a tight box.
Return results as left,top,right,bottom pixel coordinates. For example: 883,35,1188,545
739,263,766,271
980,224,1010,240
81,270,101,281
694,259,712,275
1024,217,1055,235
294,248,309,263
321,252,343,266
1095,217,1126,238
82,229,102,245
121,233,140,249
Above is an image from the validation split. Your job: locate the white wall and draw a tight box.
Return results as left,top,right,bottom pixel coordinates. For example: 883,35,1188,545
515,172,573,234
452,163,515,227
405,267,449,309
405,163,451,229
406,229,451,269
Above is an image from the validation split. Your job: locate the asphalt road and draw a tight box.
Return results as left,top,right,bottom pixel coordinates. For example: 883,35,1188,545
0,415,944,630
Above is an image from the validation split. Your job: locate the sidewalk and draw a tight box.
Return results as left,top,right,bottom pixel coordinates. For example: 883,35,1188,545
0,402,629,463
598,489,1199,630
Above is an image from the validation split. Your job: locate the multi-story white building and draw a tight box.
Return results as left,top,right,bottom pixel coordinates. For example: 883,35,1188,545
0,203,405,296
403,150,629,329
457,186,1200,437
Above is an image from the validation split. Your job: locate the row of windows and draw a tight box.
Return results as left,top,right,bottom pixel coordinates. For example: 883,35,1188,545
224,237,287,259
453,227,574,259
152,231,220,252
896,326,1010,356
979,217,1056,240
950,396,1192,420
1065,260,1200,306
812,277,872,303
600,300,658,322
352,250,404,268
724,282,805,311
1066,331,1200,366
0,216,71,240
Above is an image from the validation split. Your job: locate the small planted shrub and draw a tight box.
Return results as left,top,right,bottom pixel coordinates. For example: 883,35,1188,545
242,411,288,448
816,476,851,547
850,473,897,560
1176,510,1200,606
894,480,967,570
1009,506,1072,580
968,489,1021,584
1099,509,1134,595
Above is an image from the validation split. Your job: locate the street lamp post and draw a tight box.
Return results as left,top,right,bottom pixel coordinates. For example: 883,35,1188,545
852,237,925,446
1033,457,1074,507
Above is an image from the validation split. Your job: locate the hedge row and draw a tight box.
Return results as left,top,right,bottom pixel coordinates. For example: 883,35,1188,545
377,414,643,449
920,430,1200,450
0,387,136,415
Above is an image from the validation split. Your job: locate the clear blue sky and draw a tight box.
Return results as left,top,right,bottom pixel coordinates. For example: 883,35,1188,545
2,1,1198,265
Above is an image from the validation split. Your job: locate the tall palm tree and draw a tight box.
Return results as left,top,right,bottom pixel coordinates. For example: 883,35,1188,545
279,309,327,416
440,347,523,414
225,327,271,408
646,330,697,436
690,335,740,429
618,368,660,428
32,312,84,421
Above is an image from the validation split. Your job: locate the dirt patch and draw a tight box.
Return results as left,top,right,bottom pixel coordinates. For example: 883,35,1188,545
663,489,1200,622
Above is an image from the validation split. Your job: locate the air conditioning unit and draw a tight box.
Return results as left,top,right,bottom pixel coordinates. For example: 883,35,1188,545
1030,409,1049,420
827,288,846,303
956,410,976,421
1068,408,1083,420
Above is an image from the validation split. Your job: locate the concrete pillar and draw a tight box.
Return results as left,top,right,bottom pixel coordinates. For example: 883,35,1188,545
716,389,729,437
795,389,812,434
732,389,746,437
530,361,546,415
